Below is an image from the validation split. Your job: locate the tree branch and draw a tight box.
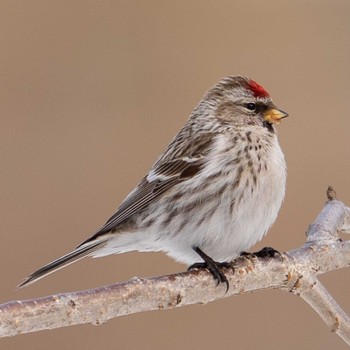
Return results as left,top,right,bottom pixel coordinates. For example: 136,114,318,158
1,187,350,344
296,275,350,338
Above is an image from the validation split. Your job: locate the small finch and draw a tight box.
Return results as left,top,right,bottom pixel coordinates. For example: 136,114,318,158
19,76,288,289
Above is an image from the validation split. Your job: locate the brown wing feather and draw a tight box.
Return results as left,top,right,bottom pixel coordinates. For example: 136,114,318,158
78,132,215,247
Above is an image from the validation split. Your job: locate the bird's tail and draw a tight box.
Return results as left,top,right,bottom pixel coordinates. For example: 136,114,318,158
17,239,107,288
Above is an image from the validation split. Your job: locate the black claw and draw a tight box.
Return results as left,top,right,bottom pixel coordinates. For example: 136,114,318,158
254,246,281,258
188,262,206,270
241,247,281,259
189,247,233,293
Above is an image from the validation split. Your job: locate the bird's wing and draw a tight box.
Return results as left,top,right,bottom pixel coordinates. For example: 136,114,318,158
19,133,214,287
78,132,215,246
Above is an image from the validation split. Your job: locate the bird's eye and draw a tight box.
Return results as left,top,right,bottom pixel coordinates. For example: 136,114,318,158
246,103,256,111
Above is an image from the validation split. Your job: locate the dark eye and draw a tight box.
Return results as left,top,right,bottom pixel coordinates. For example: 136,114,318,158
246,103,256,111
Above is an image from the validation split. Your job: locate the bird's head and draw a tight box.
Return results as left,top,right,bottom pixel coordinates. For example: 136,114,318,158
203,76,288,131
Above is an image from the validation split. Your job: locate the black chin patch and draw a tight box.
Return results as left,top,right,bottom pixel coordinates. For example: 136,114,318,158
263,121,275,133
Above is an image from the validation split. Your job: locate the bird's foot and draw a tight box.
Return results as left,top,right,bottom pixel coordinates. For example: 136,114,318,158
241,246,282,260
189,247,234,293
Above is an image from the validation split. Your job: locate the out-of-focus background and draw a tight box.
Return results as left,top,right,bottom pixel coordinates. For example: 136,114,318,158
1,1,350,349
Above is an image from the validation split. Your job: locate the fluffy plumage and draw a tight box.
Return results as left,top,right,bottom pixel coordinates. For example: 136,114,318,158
19,76,288,288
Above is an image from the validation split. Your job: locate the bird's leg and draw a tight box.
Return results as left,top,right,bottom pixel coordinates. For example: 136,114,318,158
188,246,233,292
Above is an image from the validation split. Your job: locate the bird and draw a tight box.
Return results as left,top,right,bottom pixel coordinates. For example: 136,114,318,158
18,76,288,289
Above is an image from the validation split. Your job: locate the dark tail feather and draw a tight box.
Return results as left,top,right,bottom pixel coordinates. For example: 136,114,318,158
17,240,106,288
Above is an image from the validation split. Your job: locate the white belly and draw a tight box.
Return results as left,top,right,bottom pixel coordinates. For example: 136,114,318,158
93,130,286,265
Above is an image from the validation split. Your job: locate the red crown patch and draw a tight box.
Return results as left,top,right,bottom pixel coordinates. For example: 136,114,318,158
248,80,270,98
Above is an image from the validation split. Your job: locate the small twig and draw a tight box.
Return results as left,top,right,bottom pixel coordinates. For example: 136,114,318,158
293,275,350,338
327,186,337,201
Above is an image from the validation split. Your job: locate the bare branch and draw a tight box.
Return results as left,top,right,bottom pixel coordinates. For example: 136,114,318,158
294,275,350,339
1,188,350,345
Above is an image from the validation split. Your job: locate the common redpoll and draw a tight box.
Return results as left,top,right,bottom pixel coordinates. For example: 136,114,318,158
19,76,288,289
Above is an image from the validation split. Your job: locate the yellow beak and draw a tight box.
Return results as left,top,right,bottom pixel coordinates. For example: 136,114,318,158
264,108,289,124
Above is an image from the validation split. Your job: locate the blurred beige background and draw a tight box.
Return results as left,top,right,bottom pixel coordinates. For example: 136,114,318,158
1,1,350,349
